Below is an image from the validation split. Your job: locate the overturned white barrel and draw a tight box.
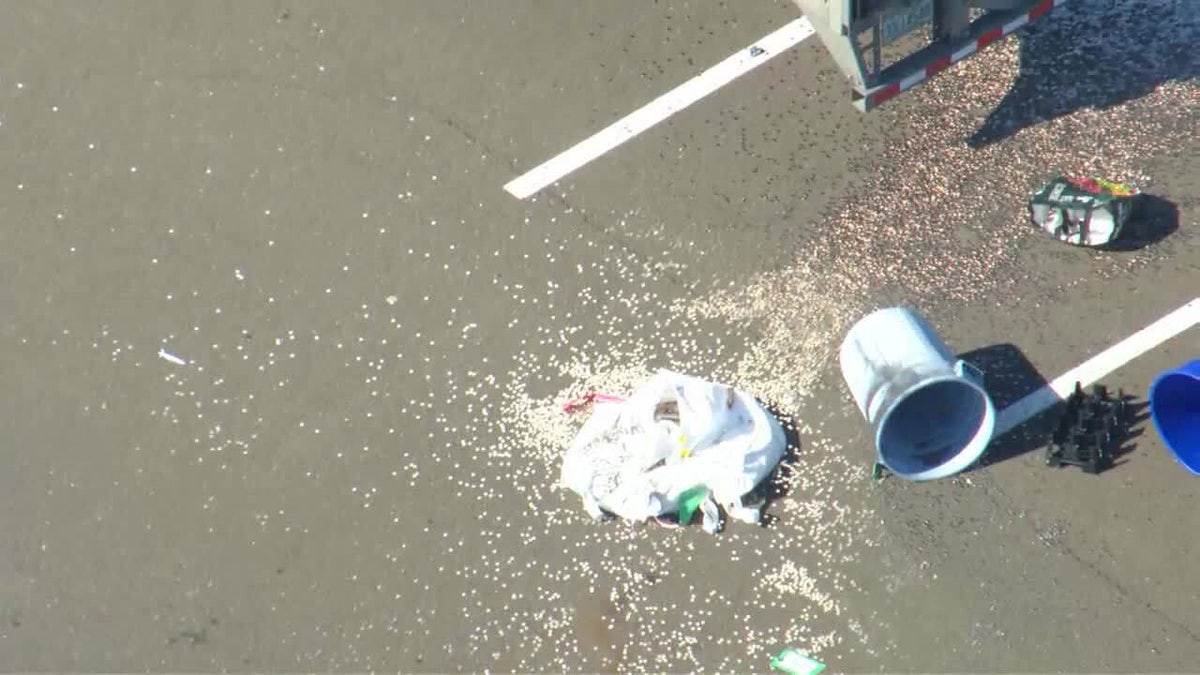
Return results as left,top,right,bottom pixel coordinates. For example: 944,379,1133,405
839,307,996,481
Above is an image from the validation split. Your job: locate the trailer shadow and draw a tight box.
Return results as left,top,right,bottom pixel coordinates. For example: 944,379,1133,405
967,0,1199,148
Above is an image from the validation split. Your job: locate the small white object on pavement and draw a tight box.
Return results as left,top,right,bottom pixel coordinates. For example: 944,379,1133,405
158,349,188,366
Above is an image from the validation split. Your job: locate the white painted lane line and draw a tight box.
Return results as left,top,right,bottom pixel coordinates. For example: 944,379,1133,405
503,17,815,200
995,297,1200,436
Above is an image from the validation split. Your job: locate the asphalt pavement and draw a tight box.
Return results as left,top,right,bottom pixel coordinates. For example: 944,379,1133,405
0,1,1196,672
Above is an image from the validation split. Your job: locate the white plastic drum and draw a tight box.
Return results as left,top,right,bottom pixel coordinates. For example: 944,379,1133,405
839,307,996,481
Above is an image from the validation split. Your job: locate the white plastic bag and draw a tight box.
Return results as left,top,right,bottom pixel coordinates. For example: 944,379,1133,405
671,376,732,456
560,370,786,532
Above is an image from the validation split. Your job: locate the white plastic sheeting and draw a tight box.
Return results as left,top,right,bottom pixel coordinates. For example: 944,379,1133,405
560,370,786,533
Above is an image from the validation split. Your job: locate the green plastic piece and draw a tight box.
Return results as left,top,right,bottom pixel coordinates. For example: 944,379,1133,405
770,648,826,675
871,462,889,482
675,485,709,526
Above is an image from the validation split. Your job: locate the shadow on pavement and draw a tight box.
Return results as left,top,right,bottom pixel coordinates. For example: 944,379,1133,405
1108,395,1150,469
1099,194,1180,252
756,401,802,528
967,0,1199,148
961,342,1153,471
960,342,1050,466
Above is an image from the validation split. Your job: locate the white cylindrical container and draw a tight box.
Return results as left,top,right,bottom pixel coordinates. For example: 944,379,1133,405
839,306,996,481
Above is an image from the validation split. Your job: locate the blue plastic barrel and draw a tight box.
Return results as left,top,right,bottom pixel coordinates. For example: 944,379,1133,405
1150,360,1200,474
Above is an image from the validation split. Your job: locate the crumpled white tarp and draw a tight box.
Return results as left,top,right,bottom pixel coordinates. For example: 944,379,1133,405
560,369,786,533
